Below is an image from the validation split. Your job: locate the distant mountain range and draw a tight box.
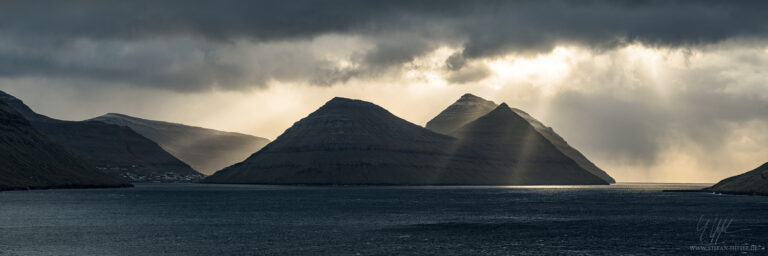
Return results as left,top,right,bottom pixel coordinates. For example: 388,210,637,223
204,95,613,185
0,90,204,183
5,88,765,190
0,100,130,190
706,162,768,196
91,113,270,175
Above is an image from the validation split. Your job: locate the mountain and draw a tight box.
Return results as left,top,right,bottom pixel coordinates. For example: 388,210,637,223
425,93,498,134
204,97,608,185
706,162,768,195
0,90,204,182
449,103,608,185
427,94,615,184
90,113,270,175
204,97,502,185
0,100,131,191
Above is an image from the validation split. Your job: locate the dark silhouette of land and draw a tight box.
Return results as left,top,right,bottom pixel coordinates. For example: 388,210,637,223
0,100,130,190
427,94,614,184
0,91,203,183
446,103,608,185
706,162,768,196
91,113,270,175
426,94,498,134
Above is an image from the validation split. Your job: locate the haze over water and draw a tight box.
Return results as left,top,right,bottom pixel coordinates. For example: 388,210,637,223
1,183,766,255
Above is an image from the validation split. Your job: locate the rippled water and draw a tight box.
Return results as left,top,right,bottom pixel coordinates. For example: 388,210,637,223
0,183,766,255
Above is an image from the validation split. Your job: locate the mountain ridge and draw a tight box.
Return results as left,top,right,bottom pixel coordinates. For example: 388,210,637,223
427,93,615,184
448,103,608,185
91,113,270,175
0,100,131,190
425,93,498,134
0,90,204,182
706,162,768,195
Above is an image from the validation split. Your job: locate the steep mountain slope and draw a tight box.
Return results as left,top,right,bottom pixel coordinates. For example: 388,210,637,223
0,100,131,191
0,90,204,182
509,108,615,183
91,113,270,175
204,97,499,185
449,104,608,185
427,94,614,183
426,93,498,134
706,162,768,195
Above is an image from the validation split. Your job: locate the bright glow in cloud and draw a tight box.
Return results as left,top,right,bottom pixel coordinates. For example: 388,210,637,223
485,47,574,94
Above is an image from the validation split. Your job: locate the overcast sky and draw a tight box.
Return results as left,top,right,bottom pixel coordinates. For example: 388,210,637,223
1,0,767,182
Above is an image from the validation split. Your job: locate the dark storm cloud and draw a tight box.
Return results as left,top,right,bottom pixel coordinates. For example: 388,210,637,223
1,0,768,89
0,0,457,41
4,1,767,43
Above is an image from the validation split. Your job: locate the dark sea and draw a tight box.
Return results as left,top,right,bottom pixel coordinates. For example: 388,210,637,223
0,183,766,256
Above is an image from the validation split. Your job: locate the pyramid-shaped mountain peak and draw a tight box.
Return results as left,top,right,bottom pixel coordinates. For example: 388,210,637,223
459,93,486,101
469,103,520,124
430,94,615,184
267,97,450,147
328,96,368,104
426,93,498,134
449,105,608,184
322,97,385,110
451,103,537,139
456,93,496,105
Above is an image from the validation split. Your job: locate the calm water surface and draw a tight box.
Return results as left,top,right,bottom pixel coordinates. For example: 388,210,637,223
0,183,766,255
